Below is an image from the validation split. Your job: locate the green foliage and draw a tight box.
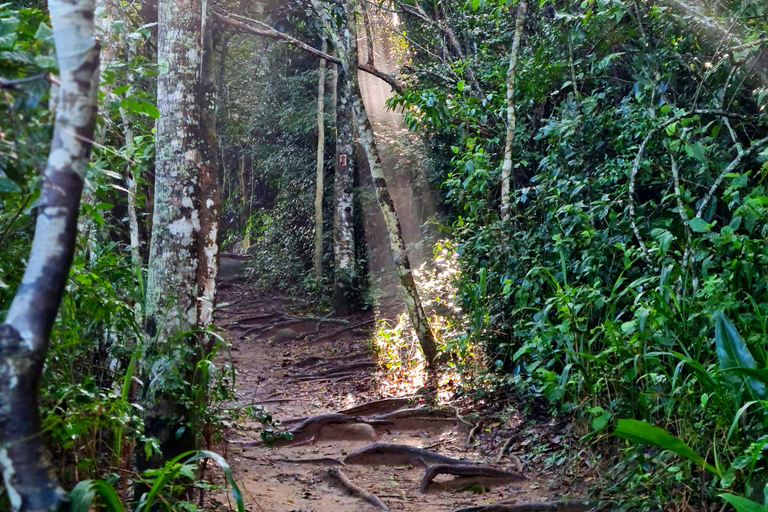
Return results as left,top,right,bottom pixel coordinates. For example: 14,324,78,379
392,0,768,507
69,451,247,512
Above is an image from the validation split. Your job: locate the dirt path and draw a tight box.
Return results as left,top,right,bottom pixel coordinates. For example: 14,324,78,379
214,281,590,512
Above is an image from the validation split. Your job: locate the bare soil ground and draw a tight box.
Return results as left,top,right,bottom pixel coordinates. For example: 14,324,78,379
213,280,592,512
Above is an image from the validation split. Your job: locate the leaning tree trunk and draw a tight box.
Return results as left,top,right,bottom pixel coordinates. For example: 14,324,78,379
500,0,527,220
343,0,440,365
197,4,221,330
314,39,328,278
0,1,100,510
142,0,204,470
332,54,357,314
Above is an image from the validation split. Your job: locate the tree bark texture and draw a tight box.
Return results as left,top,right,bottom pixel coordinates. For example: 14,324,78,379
314,39,328,279
141,0,204,471
500,0,527,221
332,62,356,314
197,3,221,329
0,1,100,510
341,0,440,365
145,0,204,344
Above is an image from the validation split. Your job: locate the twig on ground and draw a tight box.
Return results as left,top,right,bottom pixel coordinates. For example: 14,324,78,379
466,422,482,448
300,319,376,346
496,438,514,463
328,467,390,511
276,457,345,466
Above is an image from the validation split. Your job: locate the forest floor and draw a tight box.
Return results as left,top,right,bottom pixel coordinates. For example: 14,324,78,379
211,264,595,512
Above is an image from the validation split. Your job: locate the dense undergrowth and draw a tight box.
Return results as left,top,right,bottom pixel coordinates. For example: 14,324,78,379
3,0,768,510
0,5,249,510
388,0,768,508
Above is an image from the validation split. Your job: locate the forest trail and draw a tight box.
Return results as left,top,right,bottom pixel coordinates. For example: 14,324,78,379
212,266,592,512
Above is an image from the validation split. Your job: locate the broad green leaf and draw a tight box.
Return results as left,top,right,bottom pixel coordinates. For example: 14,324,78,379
720,494,768,512
70,480,125,512
33,22,54,44
715,312,767,400
120,98,159,119
0,16,19,50
665,121,677,135
689,218,711,233
614,419,720,475
0,177,21,193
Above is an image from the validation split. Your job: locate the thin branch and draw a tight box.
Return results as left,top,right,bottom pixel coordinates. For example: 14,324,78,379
391,0,482,94
629,109,753,262
0,72,48,90
695,136,768,218
212,9,403,93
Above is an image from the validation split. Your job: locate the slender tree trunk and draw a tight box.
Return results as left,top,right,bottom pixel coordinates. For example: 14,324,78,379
500,0,527,220
0,1,100,510
197,1,221,329
119,32,143,269
123,113,142,268
333,59,357,314
239,147,249,230
343,0,440,365
314,39,328,278
141,0,204,470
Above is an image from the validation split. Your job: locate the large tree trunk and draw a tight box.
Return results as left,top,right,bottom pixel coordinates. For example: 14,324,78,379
332,58,357,314
313,39,328,278
500,0,527,220
197,3,221,329
142,0,204,469
327,0,440,365
0,1,100,510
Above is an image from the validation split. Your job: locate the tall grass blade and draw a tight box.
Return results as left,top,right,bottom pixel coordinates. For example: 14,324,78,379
70,480,125,512
715,313,767,400
614,419,720,476
720,494,768,512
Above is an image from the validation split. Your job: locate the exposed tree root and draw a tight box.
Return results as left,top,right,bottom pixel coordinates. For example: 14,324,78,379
301,319,376,346
223,311,283,326
466,422,483,448
420,464,525,493
293,369,370,383
276,457,345,466
337,397,418,416
328,467,390,511
375,406,456,421
446,501,596,512
293,352,368,369
496,438,514,463
344,443,472,466
241,316,349,339
294,361,376,378
246,398,293,405
274,414,389,445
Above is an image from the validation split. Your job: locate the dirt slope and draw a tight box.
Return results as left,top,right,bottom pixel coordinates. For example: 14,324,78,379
213,282,590,512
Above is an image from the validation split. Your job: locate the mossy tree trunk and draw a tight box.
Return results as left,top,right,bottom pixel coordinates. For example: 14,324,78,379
332,54,357,314
141,0,205,471
313,0,440,365
0,1,100,510
314,39,328,279
500,0,527,220
197,3,221,330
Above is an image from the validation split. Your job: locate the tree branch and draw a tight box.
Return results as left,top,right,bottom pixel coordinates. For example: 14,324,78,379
629,109,753,262
212,10,403,93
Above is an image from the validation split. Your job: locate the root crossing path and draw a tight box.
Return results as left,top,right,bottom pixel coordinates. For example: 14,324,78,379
214,282,591,512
